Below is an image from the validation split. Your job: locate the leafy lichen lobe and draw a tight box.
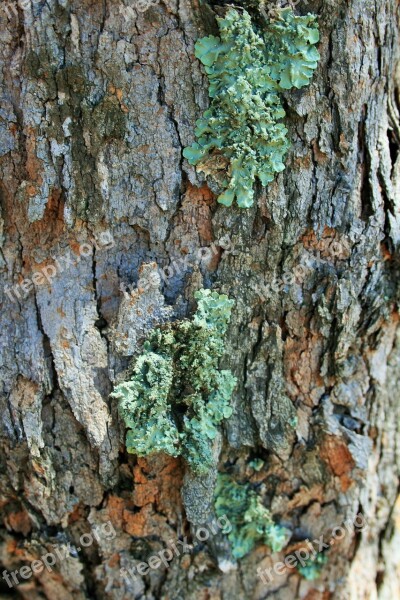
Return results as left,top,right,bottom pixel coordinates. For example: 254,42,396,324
183,8,320,208
214,473,291,558
111,289,236,475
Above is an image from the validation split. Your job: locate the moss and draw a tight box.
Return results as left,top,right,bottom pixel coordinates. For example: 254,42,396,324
111,289,236,475
297,552,328,580
183,8,319,208
214,474,291,559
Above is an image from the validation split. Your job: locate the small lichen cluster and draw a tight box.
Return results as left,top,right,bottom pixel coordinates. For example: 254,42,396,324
183,8,319,208
297,552,328,580
111,289,236,475
214,474,291,558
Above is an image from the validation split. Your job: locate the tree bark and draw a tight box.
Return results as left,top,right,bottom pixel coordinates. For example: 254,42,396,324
0,0,399,599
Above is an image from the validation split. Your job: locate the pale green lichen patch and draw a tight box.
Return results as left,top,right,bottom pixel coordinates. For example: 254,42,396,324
297,552,328,580
111,289,236,475
214,473,291,559
183,8,319,208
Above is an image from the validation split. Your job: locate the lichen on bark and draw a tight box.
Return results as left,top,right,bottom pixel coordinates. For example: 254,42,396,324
214,473,290,559
111,289,236,474
0,0,400,598
183,7,320,207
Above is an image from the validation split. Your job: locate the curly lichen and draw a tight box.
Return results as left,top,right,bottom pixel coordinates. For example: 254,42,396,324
214,474,291,559
183,8,319,208
111,289,236,475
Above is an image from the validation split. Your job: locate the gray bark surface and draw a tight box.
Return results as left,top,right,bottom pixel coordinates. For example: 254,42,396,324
0,0,399,598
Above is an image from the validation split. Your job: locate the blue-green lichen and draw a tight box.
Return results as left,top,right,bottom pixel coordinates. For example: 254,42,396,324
214,474,291,559
111,289,236,475
297,552,328,580
183,8,319,208
248,457,264,471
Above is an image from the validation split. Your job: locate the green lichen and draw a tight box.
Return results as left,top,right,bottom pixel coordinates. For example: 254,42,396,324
297,552,328,580
183,8,319,208
214,474,291,559
111,289,236,475
248,457,264,471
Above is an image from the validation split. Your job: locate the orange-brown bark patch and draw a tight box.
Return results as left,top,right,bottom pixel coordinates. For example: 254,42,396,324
133,455,183,521
284,332,325,403
311,140,329,164
303,591,332,600
7,510,31,536
107,495,126,529
30,188,65,239
301,226,350,260
320,436,355,492
181,183,214,243
25,127,43,185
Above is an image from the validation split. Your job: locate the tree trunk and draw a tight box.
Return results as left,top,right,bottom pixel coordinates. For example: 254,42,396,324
1,0,399,599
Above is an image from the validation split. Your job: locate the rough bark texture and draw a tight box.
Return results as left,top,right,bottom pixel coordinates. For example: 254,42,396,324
0,0,400,599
